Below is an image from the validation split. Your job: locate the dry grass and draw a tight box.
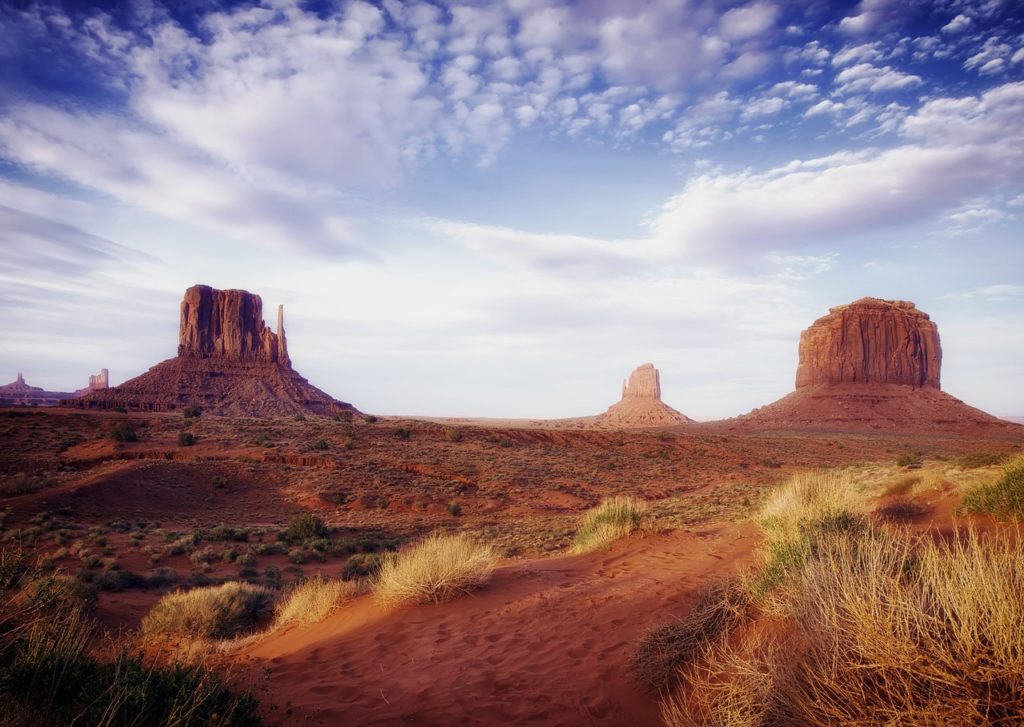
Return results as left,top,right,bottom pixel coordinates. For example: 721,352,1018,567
273,576,360,629
666,526,1024,726
373,533,498,607
142,581,275,639
573,496,647,553
630,577,750,693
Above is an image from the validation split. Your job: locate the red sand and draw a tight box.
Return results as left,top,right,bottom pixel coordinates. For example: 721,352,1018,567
241,525,757,726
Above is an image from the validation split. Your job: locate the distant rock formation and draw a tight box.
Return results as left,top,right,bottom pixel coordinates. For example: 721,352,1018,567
89,369,110,390
595,363,693,428
1,372,75,406
795,298,941,389
722,297,1018,435
73,285,358,417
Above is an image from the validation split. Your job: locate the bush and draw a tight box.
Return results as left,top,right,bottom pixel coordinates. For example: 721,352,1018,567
279,513,328,544
177,431,196,447
183,405,202,419
631,578,750,693
445,428,464,443
959,454,1024,520
313,439,329,451
141,582,275,639
573,496,647,553
956,451,1006,469
895,450,923,467
671,528,1024,726
394,427,411,440
273,576,359,629
341,553,384,581
333,411,354,422
373,533,497,607
447,502,462,517
110,421,137,443
364,415,378,424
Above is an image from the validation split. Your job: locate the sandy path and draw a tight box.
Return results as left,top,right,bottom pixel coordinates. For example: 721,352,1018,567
242,523,757,725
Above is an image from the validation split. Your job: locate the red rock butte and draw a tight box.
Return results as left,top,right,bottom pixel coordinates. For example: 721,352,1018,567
72,285,357,417
595,363,693,428
725,297,1017,435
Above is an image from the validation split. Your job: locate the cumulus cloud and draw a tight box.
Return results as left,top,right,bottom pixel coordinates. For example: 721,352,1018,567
835,63,923,94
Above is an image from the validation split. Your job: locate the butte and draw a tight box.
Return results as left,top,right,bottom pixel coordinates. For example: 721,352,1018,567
725,297,1019,434
73,284,357,417
594,363,694,428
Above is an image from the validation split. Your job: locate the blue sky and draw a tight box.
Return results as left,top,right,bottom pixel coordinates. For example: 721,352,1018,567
1,0,1022,419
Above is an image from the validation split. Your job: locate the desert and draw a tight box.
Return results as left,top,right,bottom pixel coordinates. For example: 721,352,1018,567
3,1,1024,725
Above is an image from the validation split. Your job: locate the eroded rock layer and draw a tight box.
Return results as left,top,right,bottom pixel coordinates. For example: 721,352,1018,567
795,298,941,389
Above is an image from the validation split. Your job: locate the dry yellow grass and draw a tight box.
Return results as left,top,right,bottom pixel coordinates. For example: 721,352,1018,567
573,496,647,553
273,576,360,629
373,533,498,607
142,581,275,639
666,526,1024,726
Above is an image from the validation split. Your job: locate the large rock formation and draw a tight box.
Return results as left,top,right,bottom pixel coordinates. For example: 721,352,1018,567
795,298,941,389
0,372,75,406
73,285,357,417
595,363,693,428
722,297,1017,435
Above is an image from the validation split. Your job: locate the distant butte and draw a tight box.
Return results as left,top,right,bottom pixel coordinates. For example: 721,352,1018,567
73,284,358,417
594,363,693,428
723,297,1018,434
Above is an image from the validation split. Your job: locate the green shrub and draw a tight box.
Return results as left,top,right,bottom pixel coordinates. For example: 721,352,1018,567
313,439,329,451
959,455,1024,520
394,427,411,440
279,513,328,544
896,450,923,467
177,431,196,447
341,553,384,581
183,405,202,419
364,415,378,424
956,451,1006,469
447,502,462,517
110,421,137,443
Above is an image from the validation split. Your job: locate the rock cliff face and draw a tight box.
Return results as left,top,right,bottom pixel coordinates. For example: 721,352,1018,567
178,285,289,364
73,285,356,417
721,297,1015,435
795,298,941,389
596,363,692,428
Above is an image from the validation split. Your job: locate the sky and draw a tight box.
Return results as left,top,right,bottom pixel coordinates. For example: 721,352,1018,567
1,0,1022,420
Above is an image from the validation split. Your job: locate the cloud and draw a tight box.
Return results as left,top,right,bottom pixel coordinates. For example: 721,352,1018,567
835,63,923,94
941,14,972,34
651,83,1024,260
943,284,1024,301
718,2,779,41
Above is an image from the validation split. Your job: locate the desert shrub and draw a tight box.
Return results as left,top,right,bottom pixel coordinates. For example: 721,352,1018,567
177,431,196,447
273,576,359,629
881,473,922,497
110,420,137,442
313,438,329,451
341,553,384,581
95,569,147,592
394,427,411,440
142,582,275,639
895,450,923,467
373,533,498,607
959,454,1024,520
206,525,250,543
956,451,1006,469
147,568,179,588
279,513,328,544
189,547,216,566
262,566,282,589
333,411,354,422
287,548,305,565
364,415,378,424
23,574,98,611
630,577,750,693
183,405,202,419
875,499,930,521
447,502,462,517
445,427,464,442
573,496,647,553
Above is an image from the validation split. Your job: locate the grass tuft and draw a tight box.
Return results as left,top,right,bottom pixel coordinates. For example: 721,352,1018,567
573,496,647,553
273,576,359,629
373,533,497,607
142,581,275,639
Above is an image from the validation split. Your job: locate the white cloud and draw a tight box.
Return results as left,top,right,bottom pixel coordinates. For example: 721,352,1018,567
943,284,1024,301
832,42,883,66
741,96,787,120
651,83,1024,260
941,14,972,34
804,99,846,117
718,2,779,41
835,63,922,94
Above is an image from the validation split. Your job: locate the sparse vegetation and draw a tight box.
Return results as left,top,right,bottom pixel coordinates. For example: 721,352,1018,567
313,438,329,450
141,581,275,639
183,405,203,419
572,496,647,553
959,453,1024,520
895,450,923,467
273,576,359,629
341,553,384,581
178,431,196,446
279,513,329,545
110,420,137,442
956,451,1006,469
373,533,498,607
